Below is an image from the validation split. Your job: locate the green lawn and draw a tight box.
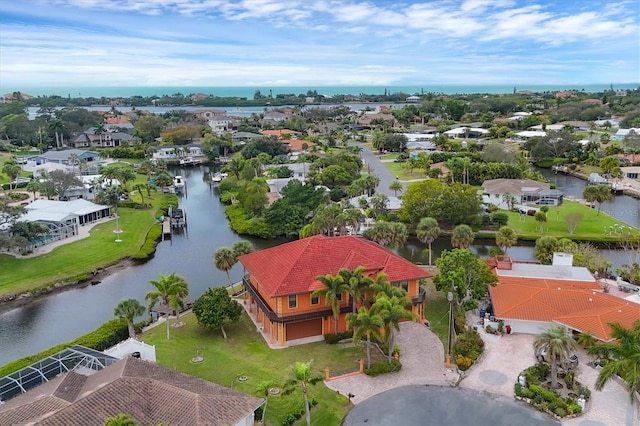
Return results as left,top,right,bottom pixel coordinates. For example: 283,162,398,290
423,279,449,348
383,161,428,181
504,200,640,241
143,313,359,426
0,206,156,296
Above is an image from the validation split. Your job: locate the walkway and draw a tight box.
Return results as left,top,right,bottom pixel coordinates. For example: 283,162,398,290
324,321,459,404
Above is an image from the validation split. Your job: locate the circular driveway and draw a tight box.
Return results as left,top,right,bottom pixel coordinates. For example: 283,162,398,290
341,385,559,426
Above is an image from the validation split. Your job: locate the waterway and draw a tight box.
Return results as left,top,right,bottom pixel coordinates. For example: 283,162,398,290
0,167,638,366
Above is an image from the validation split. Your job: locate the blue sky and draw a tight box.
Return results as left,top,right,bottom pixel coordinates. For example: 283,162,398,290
0,0,638,89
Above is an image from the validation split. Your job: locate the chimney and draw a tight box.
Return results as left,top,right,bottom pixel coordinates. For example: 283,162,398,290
552,252,573,266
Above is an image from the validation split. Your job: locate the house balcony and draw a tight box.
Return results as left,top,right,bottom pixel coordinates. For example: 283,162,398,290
412,286,426,304
242,276,351,323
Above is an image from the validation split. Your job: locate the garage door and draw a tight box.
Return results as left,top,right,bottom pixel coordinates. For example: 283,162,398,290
286,319,323,341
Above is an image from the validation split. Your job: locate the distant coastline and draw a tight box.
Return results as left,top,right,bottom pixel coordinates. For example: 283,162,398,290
3,83,639,99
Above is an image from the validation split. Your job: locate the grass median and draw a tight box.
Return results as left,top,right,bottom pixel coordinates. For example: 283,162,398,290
143,312,358,426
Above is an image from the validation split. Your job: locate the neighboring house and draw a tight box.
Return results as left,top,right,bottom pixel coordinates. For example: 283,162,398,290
530,124,565,131
357,113,397,128
232,132,262,142
0,355,262,426
152,144,204,161
70,128,134,148
238,235,429,346
515,130,546,140
18,199,111,248
482,178,563,208
208,116,238,134
262,111,289,122
613,128,640,141
26,149,99,166
193,109,226,119
406,95,420,103
443,127,489,139
347,195,402,211
261,129,296,138
488,253,640,341
282,139,314,153
621,166,640,180
266,162,311,181
594,118,621,127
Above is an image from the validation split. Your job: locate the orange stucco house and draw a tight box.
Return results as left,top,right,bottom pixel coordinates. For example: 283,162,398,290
238,235,430,346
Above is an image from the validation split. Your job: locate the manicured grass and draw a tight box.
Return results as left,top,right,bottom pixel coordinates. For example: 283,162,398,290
423,278,449,349
378,153,399,161
0,206,157,296
143,313,358,426
504,200,640,241
383,161,428,181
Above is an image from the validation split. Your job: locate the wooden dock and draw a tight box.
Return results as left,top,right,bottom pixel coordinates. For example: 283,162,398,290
162,219,171,240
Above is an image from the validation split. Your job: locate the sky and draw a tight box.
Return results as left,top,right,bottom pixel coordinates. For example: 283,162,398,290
0,0,639,90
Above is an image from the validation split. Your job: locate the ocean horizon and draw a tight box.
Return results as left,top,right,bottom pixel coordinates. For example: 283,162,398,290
2,83,639,99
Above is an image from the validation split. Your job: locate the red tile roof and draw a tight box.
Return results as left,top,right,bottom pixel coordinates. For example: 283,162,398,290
282,139,315,152
261,129,295,137
489,275,639,341
239,235,431,297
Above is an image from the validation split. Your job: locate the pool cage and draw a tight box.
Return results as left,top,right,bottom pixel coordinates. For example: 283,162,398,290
0,345,118,403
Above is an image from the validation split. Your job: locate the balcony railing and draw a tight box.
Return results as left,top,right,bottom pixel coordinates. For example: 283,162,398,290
242,276,351,324
412,286,426,304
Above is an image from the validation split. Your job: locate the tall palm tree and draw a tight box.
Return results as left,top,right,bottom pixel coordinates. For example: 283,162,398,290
214,247,237,285
347,306,384,369
94,123,106,147
372,294,417,364
370,272,406,299
146,273,189,340
232,240,254,258
255,379,278,424
113,298,145,339
284,361,322,426
339,266,372,319
495,226,518,255
312,273,348,333
451,224,474,249
416,217,440,266
588,320,640,404
389,181,403,196
533,325,578,389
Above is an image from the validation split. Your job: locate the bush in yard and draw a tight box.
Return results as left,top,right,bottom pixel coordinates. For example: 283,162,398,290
364,359,402,376
455,354,473,370
323,330,353,344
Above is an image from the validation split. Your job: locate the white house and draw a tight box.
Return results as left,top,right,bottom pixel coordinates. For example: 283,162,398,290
482,178,564,208
515,130,547,139
443,127,489,139
613,128,639,141
621,166,640,180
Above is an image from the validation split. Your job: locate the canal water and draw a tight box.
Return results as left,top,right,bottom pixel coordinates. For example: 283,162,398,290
0,167,638,366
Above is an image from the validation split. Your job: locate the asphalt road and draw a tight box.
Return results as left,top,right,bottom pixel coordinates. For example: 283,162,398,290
341,385,559,426
357,145,396,197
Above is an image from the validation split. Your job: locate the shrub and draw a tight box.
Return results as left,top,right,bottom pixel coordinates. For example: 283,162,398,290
364,359,402,376
533,362,550,381
554,407,567,417
453,329,484,361
131,223,162,260
568,404,582,415
323,330,353,344
514,383,523,396
491,212,509,226
485,325,494,333
455,354,473,371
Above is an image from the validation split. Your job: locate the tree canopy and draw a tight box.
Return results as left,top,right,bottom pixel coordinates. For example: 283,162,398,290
434,249,497,302
192,287,243,339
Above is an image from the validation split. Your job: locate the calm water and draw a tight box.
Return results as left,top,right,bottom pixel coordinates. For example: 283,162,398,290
0,167,638,366
12,83,640,98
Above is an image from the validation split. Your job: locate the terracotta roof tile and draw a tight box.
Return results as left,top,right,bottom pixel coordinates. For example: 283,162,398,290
490,275,640,341
239,235,430,297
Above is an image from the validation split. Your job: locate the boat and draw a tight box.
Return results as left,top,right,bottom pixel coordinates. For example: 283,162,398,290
169,207,186,228
211,172,228,184
173,175,185,193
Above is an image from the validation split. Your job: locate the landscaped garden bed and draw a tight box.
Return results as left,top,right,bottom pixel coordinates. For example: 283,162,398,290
514,363,590,420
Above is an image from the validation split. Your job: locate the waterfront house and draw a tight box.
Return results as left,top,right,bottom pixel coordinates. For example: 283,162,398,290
613,128,640,141
621,166,640,180
0,355,262,426
443,127,489,139
487,253,640,341
26,149,100,166
238,235,429,346
260,129,296,138
193,108,226,119
482,178,563,208
70,127,135,148
151,143,205,162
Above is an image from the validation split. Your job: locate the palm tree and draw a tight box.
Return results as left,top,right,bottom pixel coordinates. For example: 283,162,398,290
416,217,440,266
232,240,254,258
255,379,278,424
451,224,474,249
495,226,517,255
113,298,145,339
146,273,189,340
588,320,640,404
214,247,237,285
370,272,406,299
339,266,372,319
104,413,137,426
533,325,578,388
372,294,417,363
284,361,322,426
94,123,106,147
347,306,384,369
312,273,348,333
389,181,403,196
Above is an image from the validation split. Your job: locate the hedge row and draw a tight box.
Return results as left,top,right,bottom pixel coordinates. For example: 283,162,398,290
131,223,162,260
0,319,128,377
323,331,353,344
